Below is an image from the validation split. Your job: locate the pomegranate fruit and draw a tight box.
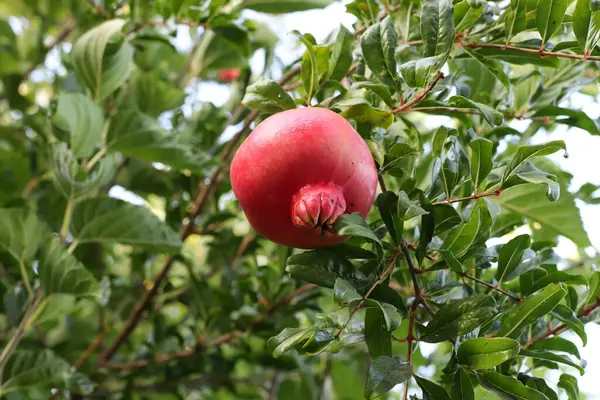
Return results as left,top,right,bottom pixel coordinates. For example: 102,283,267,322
218,68,241,82
230,107,378,249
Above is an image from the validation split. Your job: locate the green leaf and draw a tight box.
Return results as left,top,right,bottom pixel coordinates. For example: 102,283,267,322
478,371,549,400
518,349,584,375
550,304,587,345
449,96,503,127
72,19,133,100
106,107,211,173
452,368,475,400
360,17,401,92
382,143,420,171
496,234,532,283
438,249,464,274
70,197,182,253
51,93,103,158
0,350,94,396
463,47,512,96
415,375,451,400
497,283,567,338
456,338,520,370
433,204,463,234
532,106,599,136
584,271,600,305
364,356,412,400
529,337,581,359
0,209,46,265
340,104,394,128
286,250,366,288
398,191,429,220
328,25,354,81
503,162,560,202
531,272,587,293
432,126,457,158
455,1,484,33
268,328,313,358
240,0,334,13
399,56,441,88
334,213,382,247
420,295,497,343
519,375,559,400
469,137,494,190
370,285,407,315
442,201,491,258
464,47,560,68
365,307,392,359
558,374,579,400
376,192,403,244
39,237,100,299
537,0,569,46
334,278,362,305
505,0,528,44
292,31,320,101
490,184,591,248
573,0,600,54
129,71,185,117
352,81,394,107
421,0,456,61
52,145,116,203
242,78,297,114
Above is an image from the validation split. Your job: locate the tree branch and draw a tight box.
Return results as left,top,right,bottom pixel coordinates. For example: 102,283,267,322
461,274,521,302
432,189,503,205
392,72,444,114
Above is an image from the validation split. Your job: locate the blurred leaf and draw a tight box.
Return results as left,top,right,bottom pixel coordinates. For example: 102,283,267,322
452,368,475,400
415,375,451,400
240,0,334,13
268,328,312,358
364,356,412,399
39,237,100,299
456,338,520,370
129,71,185,117
242,78,297,114
505,0,528,44
558,374,579,400
420,295,497,343
352,82,394,107
286,250,366,288
449,96,503,127
497,283,567,338
70,197,182,253
334,278,362,305
0,209,45,264
72,19,133,100
532,106,599,135
51,93,103,158
464,47,560,68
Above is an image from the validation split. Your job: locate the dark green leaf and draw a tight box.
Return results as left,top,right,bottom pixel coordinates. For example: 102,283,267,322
365,307,392,359
240,0,334,13
360,17,401,91
415,375,451,400
377,191,403,244
433,204,463,234
505,0,528,44
364,356,412,399
292,31,320,101
442,201,491,258
497,283,567,338
496,234,532,283
452,368,475,400
335,213,382,246
529,337,581,359
532,106,599,136
456,338,520,370
519,374,559,400
420,295,497,343
242,78,297,114
573,0,600,54
328,25,354,81
531,272,587,293
0,209,46,264
518,349,584,375
537,0,569,46
287,250,366,288
478,371,549,400
352,81,394,107
465,47,560,68
469,137,494,190
558,374,579,400
550,304,587,345
421,0,456,59
334,278,362,305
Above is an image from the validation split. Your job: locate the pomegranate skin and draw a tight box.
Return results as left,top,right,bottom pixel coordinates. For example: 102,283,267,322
230,107,378,249
218,68,241,82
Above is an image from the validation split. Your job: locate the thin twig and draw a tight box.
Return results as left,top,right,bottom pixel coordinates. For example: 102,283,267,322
462,274,521,302
392,72,444,114
403,301,418,400
432,189,503,205
460,41,600,62
400,241,433,316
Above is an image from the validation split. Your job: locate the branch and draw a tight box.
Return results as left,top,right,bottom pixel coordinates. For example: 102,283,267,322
392,72,444,114
400,241,434,316
461,274,521,302
403,301,418,400
525,297,600,348
87,0,110,18
461,41,600,62
432,189,503,205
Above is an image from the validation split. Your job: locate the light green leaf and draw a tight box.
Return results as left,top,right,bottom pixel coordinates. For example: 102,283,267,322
420,295,497,343
351,81,394,107
267,328,312,358
518,349,584,375
39,237,100,299
531,272,587,293
400,55,442,88
505,0,528,44
129,71,185,117
452,368,475,400
340,104,394,128
70,197,182,253
0,208,45,264
334,213,382,247
462,48,511,96
469,137,494,190
72,19,133,100
496,234,532,283
364,356,412,400
455,1,484,32
558,374,579,400
239,0,334,13
106,107,211,173
573,0,600,54
477,371,550,400
51,93,103,158
457,338,520,370
537,0,569,46
242,78,297,114
398,191,428,221
529,337,581,359
550,304,587,345
328,25,354,81
360,17,401,91
490,184,591,248
292,31,320,101
421,0,456,60
334,278,362,305
449,96,503,127
497,283,567,338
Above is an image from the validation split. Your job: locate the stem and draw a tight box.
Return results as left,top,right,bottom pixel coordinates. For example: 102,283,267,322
403,301,418,400
67,239,79,254
462,274,521,302
18,261,33,298
400,241,434,316
392,72,444,114
85,146,108,173
0,291,43,372
59,199,74,245
460,41,600,62
432,189,503,205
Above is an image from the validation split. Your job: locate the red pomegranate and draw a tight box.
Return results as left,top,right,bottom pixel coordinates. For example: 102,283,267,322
218,68,241,82
230,107,378,249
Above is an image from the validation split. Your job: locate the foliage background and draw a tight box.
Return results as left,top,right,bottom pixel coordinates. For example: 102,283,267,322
2,0,600,399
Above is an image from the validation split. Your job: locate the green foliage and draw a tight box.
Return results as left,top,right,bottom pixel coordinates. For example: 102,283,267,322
0,0,599,399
